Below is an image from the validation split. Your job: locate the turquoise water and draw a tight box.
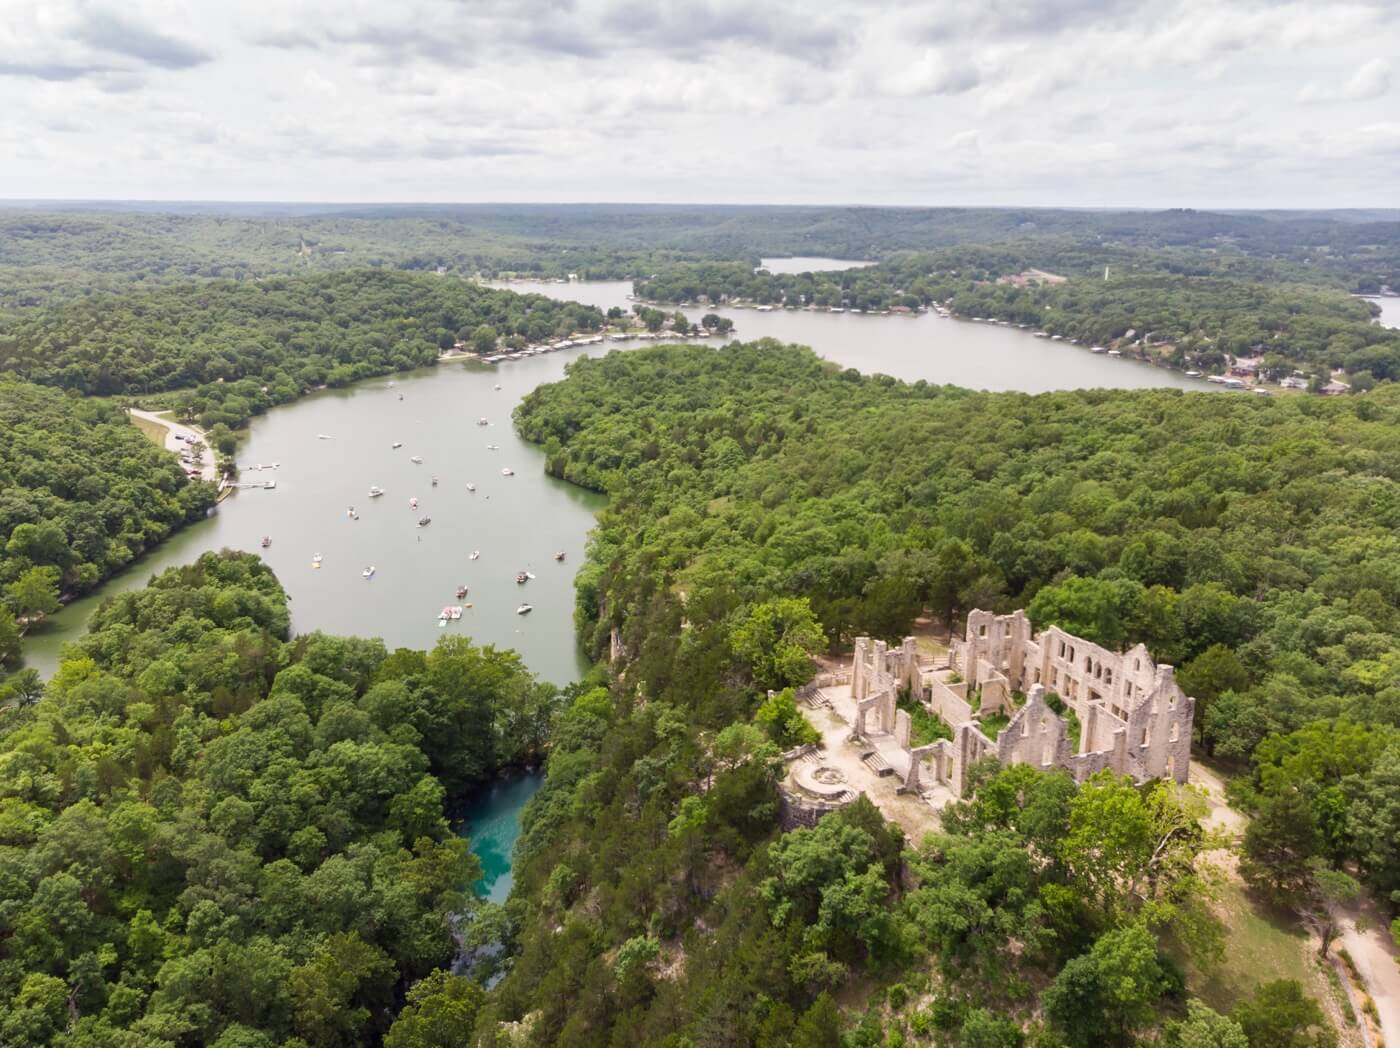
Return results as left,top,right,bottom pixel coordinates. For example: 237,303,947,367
458,769,547,903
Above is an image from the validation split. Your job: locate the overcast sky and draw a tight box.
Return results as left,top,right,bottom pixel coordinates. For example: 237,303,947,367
2,0,1398,207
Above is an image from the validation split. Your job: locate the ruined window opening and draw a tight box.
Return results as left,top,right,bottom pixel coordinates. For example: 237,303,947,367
1134,658,1141,671
1058,641,1066,657
1170,723,1179,742
979,624,987,637
1141,729,1150,747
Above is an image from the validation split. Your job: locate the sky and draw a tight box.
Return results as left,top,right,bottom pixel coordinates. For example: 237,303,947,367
1,0,1398,208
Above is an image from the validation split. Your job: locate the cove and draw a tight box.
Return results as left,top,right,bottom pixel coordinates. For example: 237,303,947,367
457,769,547,902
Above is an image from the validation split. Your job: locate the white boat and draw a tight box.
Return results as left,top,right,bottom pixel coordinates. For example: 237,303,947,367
466,483,476,492
410,497,418,509
477,418,489,426
525,570,536,580
368,486,384,497
486,444,499,451
263,480,276,490
494,384,502,390
501,467,514,476
318,434,333,440
410,455,423,464
470,550,480,560
392,442,402,449
362,566,376,579
1090,346,1107,354
312,554,323,569
554,551,565,561
1185,370,1202,377
516,603,533,615
1107,349,1122,357
447,605,463,620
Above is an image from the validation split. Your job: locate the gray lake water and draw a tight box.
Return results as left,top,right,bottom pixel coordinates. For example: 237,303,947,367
489,279,1207,393
1363,296,1400,329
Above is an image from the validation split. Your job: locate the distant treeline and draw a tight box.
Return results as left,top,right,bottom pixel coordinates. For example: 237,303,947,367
635,253,1400,383
0,270,605,432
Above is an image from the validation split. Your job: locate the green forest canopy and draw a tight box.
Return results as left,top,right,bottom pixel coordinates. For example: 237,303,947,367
0,380,214,634
0,551,559,1045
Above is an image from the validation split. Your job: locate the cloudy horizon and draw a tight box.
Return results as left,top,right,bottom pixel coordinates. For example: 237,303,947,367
3,0,1399,209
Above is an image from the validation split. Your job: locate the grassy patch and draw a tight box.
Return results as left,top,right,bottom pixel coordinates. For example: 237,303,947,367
1186,879,1314,1014
129,413,170,446
898,694,952,746
980,712,1010,738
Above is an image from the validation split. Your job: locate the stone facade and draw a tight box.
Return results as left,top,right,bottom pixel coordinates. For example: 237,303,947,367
842,610,1195,801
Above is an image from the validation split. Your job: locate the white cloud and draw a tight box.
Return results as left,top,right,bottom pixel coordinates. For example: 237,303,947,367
0,0,1397,205
1298,57,1391,102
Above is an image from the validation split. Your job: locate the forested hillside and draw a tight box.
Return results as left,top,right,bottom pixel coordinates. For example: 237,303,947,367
0,551,559,1045
0,271,604,430
485,340,1400,1043
0,380,214,656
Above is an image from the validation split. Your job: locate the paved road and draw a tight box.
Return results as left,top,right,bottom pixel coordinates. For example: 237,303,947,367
129,409,217,483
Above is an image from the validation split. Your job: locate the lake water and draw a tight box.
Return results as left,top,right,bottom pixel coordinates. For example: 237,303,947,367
489,279,1207,393
21,358,606,686
457,768,546,902
1363,296,1400,329
758,256,874,274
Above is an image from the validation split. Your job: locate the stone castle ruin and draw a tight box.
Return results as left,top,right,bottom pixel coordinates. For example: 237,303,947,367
781,610,1195,827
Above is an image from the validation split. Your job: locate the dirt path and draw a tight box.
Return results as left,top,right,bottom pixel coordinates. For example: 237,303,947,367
129,409,217,483
1337,892,1400,1047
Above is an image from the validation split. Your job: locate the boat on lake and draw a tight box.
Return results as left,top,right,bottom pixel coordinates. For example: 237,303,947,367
516,603,533,615
516,571,529,584
501,467,514,476
554,551,565,561
392,442,402,449
456,585,468,599
318,434,333,440
312,554,322,569
477,417,489,426
368,486,384,497
466,483,476,492
410,497,418,509
410,455,423,464
417,516,431,527
470,550,480,560
486,443,499,450
261,536,271,548
431,476,438,487
362,566,376,579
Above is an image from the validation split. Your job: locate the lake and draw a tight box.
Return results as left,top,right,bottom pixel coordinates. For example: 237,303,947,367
1363,296,1400,330
21,357,606,686
757,256,874,274
488,279,1207,393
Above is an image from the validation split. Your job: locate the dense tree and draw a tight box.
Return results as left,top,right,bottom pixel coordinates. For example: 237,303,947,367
1230,980,1336,1048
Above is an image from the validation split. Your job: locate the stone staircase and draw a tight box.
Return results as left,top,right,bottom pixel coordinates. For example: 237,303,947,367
861,750,894,777
797,684,830,710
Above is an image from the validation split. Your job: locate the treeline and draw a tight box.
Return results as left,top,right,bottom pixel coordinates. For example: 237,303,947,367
0,379,214,658
0,551,559,1045
0,270,604,431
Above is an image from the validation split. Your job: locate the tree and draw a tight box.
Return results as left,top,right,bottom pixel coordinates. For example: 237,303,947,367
1240,789,1320,903
384,969,485,1048
1297,860,1359,959
1044,924,1169,1046
0,603,20,666
6,566,62,618
790,992,841,1048
1231,980,1335,1048
1177,645,1250,750
728,597,825,691
1169,1000,1249,1048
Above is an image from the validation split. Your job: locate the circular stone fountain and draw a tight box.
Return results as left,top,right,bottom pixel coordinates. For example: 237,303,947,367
795,763,850,799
